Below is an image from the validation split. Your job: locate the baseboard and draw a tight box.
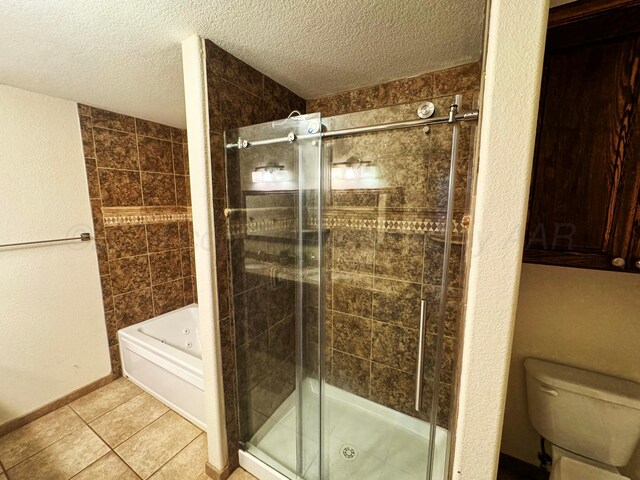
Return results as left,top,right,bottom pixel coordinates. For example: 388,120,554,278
0,373,116,437
205,461,230,480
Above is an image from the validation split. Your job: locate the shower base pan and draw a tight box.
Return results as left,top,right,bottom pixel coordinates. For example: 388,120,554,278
240,379,448,480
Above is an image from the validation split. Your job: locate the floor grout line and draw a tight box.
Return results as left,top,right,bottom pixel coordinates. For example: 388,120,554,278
1,410,87,475
1,379,205,480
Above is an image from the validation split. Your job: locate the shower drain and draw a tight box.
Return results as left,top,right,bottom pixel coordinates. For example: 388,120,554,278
340,444,358,462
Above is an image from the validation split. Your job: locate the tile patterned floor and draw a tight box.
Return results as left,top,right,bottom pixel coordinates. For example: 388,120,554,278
0,378,255,480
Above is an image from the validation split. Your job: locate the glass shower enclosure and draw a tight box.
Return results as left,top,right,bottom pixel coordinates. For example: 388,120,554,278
224,97,475,480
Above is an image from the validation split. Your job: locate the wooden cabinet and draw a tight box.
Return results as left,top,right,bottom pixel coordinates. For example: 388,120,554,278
524,0,640,273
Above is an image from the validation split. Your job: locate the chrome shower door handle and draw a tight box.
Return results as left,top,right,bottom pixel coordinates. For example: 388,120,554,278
415,299,427,411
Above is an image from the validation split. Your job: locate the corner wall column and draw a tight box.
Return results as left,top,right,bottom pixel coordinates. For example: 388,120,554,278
451,0,549,478
181,34,229,478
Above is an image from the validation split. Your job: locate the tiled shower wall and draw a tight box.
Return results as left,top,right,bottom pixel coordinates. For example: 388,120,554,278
204,40,306,471
308,62,481,427
78,105,197,375
205,36,480,467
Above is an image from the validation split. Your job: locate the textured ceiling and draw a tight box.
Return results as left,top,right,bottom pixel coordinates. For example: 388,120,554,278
0,0,486,128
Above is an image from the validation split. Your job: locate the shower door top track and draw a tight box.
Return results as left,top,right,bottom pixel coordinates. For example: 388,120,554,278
224,105,479,149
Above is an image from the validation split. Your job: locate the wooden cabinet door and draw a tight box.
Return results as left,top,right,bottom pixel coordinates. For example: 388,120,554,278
524,4,640,272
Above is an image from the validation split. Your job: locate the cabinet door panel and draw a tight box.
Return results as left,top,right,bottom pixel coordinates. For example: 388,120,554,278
525,25,640,270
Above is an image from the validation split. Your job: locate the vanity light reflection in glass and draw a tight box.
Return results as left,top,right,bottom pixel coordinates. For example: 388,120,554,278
252,162,289,182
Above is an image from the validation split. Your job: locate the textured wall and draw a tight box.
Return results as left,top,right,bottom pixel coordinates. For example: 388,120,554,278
78,106,197,375
308,63,481,427
0,85,110,425
451,0,548,477
503,264,640,478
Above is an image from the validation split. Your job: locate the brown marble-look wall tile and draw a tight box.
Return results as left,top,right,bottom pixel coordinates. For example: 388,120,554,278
152,279,185,315
149,250,182,285
370,362,415,416
332,274,373,318
307,62,480,430
98,169,142,206
371,321,418,373
423,285,461,338
331,350,370,398
79,106,196,375
307,62,479,116
141,172,176,206
113,288,154,327
433,62,482,96
78,104,92,117
145,223,180,253
93,128,138,170
204,40,307,462
424,334,456,385
95,238,109,274
371,278,421,329
138,136,173,173
79,116,95,159
172,142,185,175
105,310,118,347
175,175,190,206
85,158,100,199
205,41,262,97
109,345,122,377
100,275,114,311
183,276,195,304
268,316,295,363
135,118,172,140
234,287,270,346
180,248,193,278
333,312,371,359
333,229,375,274
375,232,425,282
210,134,226,199
91,108,136,133
105,225,147,259
90,199,105,238
109,255,151,295
423,239,462,289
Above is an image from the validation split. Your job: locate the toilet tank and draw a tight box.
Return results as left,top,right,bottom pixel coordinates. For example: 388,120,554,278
525,358,640,466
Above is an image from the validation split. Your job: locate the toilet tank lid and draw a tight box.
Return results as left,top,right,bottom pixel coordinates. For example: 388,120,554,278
525,358,640,409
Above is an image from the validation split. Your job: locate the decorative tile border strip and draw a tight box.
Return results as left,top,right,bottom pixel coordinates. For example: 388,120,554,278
229,214,465,237
103,206,192,226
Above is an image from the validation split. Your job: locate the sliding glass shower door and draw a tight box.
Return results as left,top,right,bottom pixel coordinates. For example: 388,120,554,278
224,98,474,480
224,113,325,480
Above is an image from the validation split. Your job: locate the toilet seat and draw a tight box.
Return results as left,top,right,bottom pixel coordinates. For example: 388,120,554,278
551,457,630,480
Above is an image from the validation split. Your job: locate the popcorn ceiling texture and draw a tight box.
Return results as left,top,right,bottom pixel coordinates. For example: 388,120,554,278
0,0,484,128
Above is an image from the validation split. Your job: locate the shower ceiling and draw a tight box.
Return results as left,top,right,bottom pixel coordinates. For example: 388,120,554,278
0,0,485,128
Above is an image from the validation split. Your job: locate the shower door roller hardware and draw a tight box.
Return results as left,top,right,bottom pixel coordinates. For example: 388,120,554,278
307,120,321,134
237,138,249,149
462,215,471,229
611,257,625,268
287,132,296,142
417,102,435,119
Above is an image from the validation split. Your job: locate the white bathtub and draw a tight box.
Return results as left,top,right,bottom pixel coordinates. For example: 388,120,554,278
118,304,205,429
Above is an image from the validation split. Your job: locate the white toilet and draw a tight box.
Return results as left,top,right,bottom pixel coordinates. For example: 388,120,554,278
525,358,640,480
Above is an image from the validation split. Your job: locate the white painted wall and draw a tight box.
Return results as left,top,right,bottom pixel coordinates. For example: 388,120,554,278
502,264,640,479
451,0,549,478
181,35,228,471
0,85,111,425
